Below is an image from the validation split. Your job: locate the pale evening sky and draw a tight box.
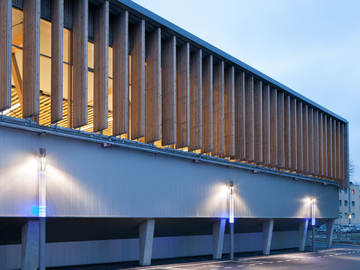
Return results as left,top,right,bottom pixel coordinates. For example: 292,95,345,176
132,0,360,182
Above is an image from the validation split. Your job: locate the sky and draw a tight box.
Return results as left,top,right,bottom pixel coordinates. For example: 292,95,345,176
132,0,360,182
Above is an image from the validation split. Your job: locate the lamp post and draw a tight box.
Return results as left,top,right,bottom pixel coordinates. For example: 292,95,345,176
229,181,234,260
311,196,315,252
39,148,46,270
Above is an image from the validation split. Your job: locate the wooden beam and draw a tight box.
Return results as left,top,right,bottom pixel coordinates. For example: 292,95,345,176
270,88,277,167
189,49,202,151
333,119,337,179
340,123,344,180
336,121,341,180
72,0,88,128
201,55,213,153
323,114,328,177
302,104,309,173
296,101,303,172
327,117,333,178
284,95,291,170
130,20,145,140
313,110,319,175
308,107,314,175
234,72,246,160
161,36,176,146
277,91,285,168
0,0,12,111
290,98,297,171
262,84,271,165
318,112,324,176
93,1,109,132
224,66,235,157
176,43,190,148
145,28,161,143
212,61,224,156
23,0,41,118
254,80,262,163
113,11,129,135
50,0,64,123
245,76,254,162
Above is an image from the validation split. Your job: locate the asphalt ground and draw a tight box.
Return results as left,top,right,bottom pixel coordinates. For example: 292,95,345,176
49,242,360,270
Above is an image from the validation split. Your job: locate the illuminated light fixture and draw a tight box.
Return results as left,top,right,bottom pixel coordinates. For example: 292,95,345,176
311,196,315,226
39,148,46,217
348,214,352,219
2,103,21,115
229,181,234,224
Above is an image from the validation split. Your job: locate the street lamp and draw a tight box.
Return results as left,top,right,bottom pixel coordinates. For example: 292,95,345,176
39,148,46,270
229,181,234,260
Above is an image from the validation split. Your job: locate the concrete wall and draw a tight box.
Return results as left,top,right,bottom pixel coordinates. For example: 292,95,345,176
0,126,339,219
0,230,311,269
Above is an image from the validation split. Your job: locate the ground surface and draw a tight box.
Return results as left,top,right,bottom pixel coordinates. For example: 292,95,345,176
49,242,360,270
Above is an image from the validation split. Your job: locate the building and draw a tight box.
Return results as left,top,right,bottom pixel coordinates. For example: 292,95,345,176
0,0,349,269
337,182,360,225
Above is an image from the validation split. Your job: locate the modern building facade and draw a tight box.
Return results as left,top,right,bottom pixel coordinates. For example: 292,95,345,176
337,182,360,225
0,0,349,269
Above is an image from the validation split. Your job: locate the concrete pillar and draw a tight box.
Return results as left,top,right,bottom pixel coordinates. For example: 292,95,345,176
213,219,226,259
21,220,39,270
263,219,274,255
326,219,335,248
298,219,309,251
139,219,155,266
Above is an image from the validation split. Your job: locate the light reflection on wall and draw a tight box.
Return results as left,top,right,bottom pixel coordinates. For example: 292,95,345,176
295,197,319,221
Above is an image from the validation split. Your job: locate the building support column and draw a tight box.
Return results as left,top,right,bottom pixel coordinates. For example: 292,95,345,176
263,219,274,255
21,220,39,270
298,219,308,251
213,219,226,259
326,219,335,248
139,219,155,266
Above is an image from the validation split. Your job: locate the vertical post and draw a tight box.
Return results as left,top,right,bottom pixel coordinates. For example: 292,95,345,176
0,0,12,111
299,219,309,252
234,72,246,160
213,61,225,156
245,76,254,162
326,219,335,248
224,67,235,157
311,197,315,252
201,55,213,153
139,220,155,266
39,148,46,270
213,219,226,259
21,221,39,270
229,181,234,260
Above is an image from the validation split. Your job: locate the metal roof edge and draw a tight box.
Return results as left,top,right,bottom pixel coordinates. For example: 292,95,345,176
116,0,348,123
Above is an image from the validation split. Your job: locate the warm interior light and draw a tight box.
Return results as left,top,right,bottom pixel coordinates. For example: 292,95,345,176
229,181,234,224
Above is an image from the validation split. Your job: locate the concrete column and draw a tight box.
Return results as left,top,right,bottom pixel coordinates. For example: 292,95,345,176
213,219,226,259
139,219,155,266
21,220,39,270
326,219,335,248
263,219,274,255
298,219,309,251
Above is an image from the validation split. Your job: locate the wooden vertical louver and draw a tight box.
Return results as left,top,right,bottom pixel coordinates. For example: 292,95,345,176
318,112,324,176
113,11,129,135
313,110,319,175
130,20,145,140
224,66,235,157
290,98,297,171
323,114,328,177
296,101,303,172
23,0,41,118
308,108,314,174
254,80,262,163
284,95,291,170
212,61,224,156
277,91,285,168
270,88,277,167
51,0,64,124
0,0,12,111
161,36,176,146
201,55,213,153
72,0,88,128
189,49,202,151
176,43,190,148
93,1,109,132
145,28,161,143
302,104,308,173
234,72,246,160
262,84,271,166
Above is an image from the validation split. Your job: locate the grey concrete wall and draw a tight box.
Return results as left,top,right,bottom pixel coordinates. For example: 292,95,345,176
0,231,310,269
0,126,338,219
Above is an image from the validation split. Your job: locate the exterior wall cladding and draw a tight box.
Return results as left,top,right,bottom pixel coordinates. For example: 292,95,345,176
0,0,349,268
